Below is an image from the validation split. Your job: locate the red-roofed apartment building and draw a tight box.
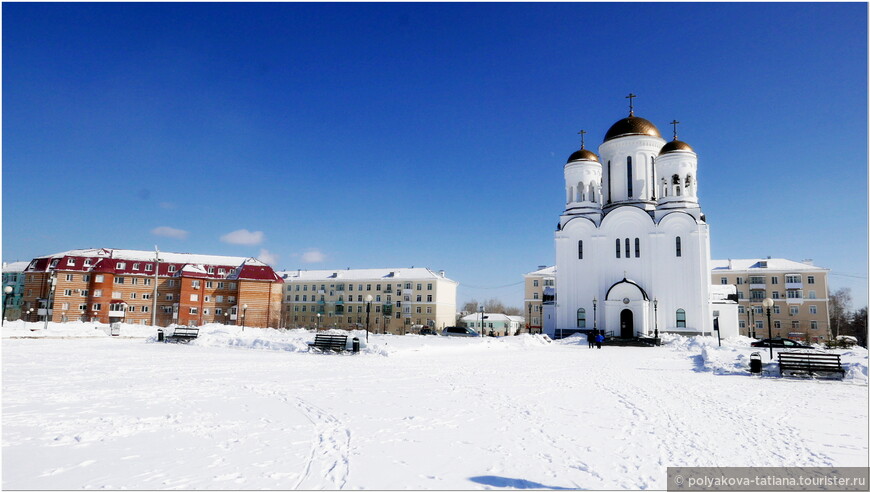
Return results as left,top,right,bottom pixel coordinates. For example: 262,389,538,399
21,248,283,328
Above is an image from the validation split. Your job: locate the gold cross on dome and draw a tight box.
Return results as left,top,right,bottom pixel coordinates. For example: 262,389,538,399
578,129,587,149
626,93,637,116
670,120,680,141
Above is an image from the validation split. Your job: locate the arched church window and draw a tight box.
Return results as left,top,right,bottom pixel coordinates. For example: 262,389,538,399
675,185,682,197
625,238,630,258
578,240,583,260
607,161,612,204
685,175,692,187
615,239,621,258
627,157,633,198
676,308,686,328
577,308,586,328
568,186,573,203
675,236,682,257
635,238,640,258
672,174,680,185
589,182,596,203
578,181,585,202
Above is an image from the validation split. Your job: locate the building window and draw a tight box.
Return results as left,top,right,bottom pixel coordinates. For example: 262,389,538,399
792,320,800,330
142,306,150,313
577,308,586,328
129,292,137,299
807,276,815,284
774,320,781,329
789,306,799,316
770,277,778,284
92,303,101,311
145,264,153,272
114,277,125,284
720,277,728,284
626,156,633,197
811,321,818,330
738,305,745,314
754,305,763,315
67,258,76,266
132,263,140,270
772,291,780,299
785,274,801,284
427,295,432,302
534,293,539,300
168,265,176,273
808,291,816,299
84,259,92,267
634,238,640,258
189,307,198,315
65,274,74,282
786,290,803,299
94,289,102,297
533,280,539,287
675,237,682,257
190,294,199,302
676,309,686,328
578,240,584,260
616,239,621,258
625,238,630,258
773,305,780,314
116,262,126,270
64,289,72,297
809,305,817,314
739,320,746,329
427,283,433,290
192,280,200,289
756,320,765,332
95,275,104,283
166,294,174,301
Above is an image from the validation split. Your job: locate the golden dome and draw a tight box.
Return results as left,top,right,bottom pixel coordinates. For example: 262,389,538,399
659,140,694,155
603,116,662,142
566,149,599,163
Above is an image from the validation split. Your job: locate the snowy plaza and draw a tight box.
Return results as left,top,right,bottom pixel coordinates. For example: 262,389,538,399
2,322,867,490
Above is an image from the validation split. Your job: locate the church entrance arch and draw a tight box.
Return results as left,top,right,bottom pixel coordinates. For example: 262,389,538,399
620,309,634,338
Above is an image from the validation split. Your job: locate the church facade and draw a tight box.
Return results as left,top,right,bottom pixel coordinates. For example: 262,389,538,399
554,101,732,338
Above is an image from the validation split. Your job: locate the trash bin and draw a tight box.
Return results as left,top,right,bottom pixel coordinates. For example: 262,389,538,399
352,337,360,353
749,352,762,374
157,329,164,342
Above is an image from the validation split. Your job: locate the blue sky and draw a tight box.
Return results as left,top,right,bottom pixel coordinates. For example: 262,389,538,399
3,3,867,310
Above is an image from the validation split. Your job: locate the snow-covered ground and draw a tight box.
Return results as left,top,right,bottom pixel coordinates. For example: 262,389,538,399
3,322,867,489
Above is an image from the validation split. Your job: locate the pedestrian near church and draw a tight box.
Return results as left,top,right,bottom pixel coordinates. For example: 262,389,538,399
596,332,604,349
588,329,596,348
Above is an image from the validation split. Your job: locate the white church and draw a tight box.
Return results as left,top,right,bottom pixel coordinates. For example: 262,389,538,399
553,96,738,339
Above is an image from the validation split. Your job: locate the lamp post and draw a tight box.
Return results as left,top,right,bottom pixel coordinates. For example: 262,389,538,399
593,297,598,337
748,306,756,338
224,311,229,326
762,298,774,360
28,308,35,324
365,294,373,342
43,272,57,331
653,298,658,339
479,304,485,337
241,304,248,331
316,312,321,331
3,285,13,326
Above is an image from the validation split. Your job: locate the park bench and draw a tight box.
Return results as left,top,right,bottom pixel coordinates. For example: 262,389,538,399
778,351,845,378
308,334,350,353
165,326,200,343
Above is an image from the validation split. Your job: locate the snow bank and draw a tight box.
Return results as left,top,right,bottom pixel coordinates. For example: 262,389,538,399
661,333,869,383
2,320,155,338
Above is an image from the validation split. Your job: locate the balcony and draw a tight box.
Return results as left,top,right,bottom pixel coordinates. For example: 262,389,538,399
785,282,803,290
335,300,344,305
749,283,766,290
108,310,126,317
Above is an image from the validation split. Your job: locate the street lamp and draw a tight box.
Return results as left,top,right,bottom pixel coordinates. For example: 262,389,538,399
762,297,774,360
3,285,13,326
316,312,321,331
224,311,229,326
653,298,658,339
479,304,485,337
27,308,35,323
43,273,57,331
241,304,248,331
365,294,373,342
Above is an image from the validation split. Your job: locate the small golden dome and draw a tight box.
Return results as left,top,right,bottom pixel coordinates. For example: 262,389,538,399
659,140,694,155
566,149,599,163
604,116,662,142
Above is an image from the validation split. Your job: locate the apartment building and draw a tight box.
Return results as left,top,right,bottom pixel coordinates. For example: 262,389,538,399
279,268,457,334
21,248,283,328
523,265,555,333
710,258,830,342
3,261,29,322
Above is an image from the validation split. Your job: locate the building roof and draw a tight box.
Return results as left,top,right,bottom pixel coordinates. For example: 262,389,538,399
524,265,555,277
710,258,828,273
25,248,281,282
460,313,524,323
279,267,456,283
3,261,31,273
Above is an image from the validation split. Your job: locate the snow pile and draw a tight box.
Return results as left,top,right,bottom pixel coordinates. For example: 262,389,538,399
3,320,156,338
662,333,869,382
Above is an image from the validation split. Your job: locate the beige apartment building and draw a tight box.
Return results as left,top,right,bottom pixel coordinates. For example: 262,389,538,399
523,265,555,333
710,258,830,342
279,268,457,334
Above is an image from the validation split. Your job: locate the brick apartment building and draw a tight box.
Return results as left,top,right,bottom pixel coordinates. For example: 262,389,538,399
21,248,283,328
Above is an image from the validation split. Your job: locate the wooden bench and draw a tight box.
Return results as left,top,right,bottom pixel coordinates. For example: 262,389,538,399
308,334,349,353
165,326,199,343
778,351,845,378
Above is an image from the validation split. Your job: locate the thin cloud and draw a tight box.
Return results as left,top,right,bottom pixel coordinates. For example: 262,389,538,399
151,226,189,240
301,249,326,263
258,248,279,266
220,229,265,245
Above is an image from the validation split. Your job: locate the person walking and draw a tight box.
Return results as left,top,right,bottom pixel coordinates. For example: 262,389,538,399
588,329,596,349
595,332,604,349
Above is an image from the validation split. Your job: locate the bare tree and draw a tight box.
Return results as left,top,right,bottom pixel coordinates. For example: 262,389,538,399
829,287,852,339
